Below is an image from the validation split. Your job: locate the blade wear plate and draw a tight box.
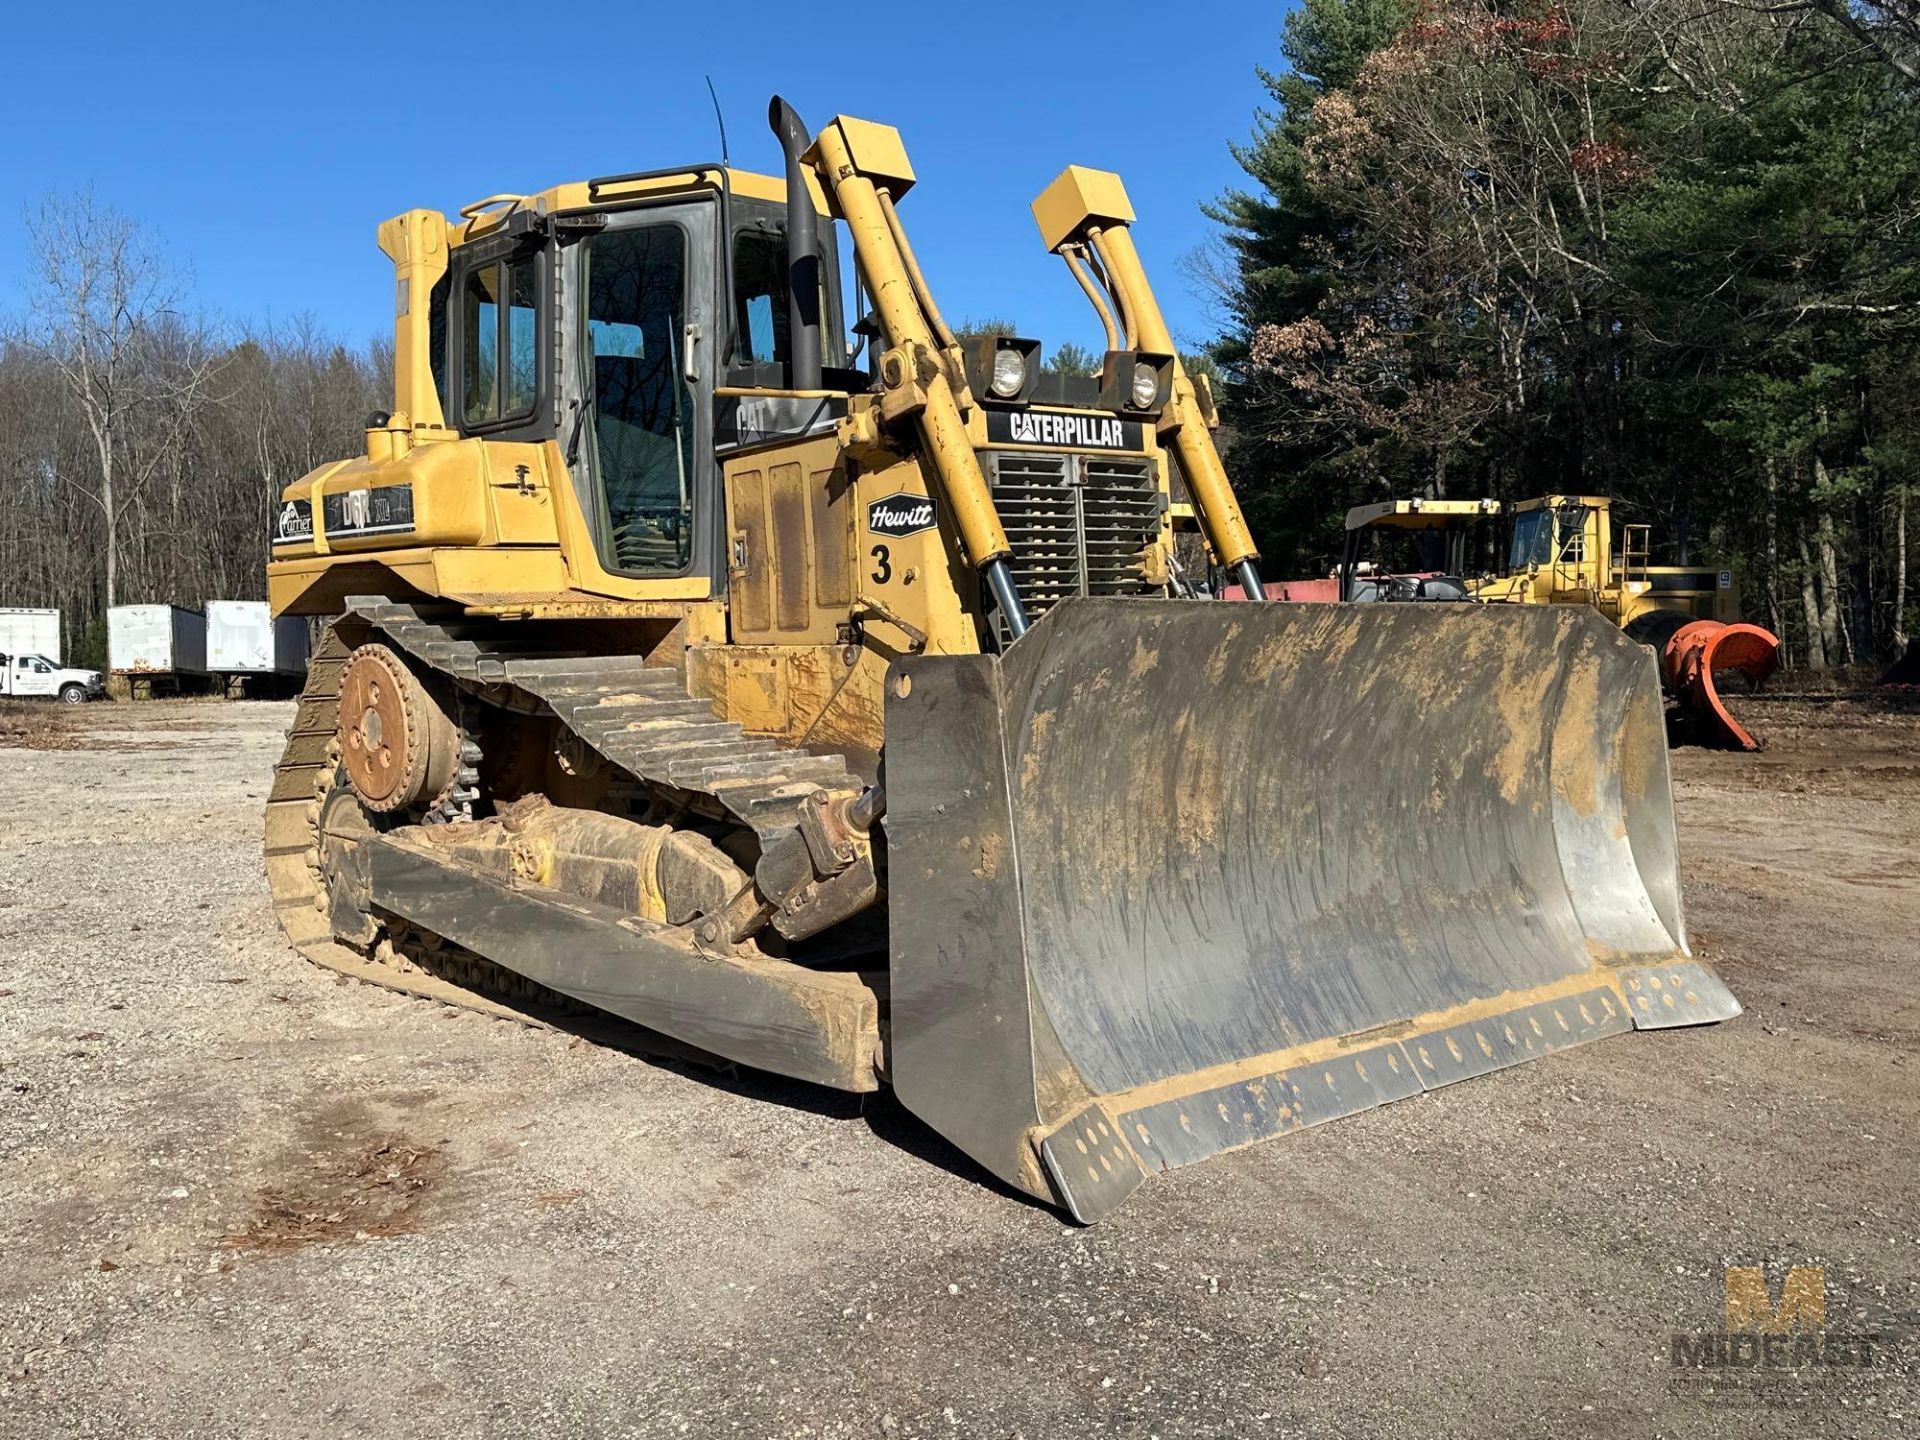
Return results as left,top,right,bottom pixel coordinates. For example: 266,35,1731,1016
883,599,1732,1218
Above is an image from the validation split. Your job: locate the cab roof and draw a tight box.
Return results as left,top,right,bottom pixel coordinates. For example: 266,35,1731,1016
1344,498,1501,532
1512,494,1612,512
443,164,827,251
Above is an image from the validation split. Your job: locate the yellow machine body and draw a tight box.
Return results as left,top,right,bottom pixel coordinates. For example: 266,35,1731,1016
1339,492,1774,751
264,105,1735,1223
269,145,1212,761
1465,494,1744,626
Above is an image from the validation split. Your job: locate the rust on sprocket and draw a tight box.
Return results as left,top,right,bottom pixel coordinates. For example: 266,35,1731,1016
337,644,460,814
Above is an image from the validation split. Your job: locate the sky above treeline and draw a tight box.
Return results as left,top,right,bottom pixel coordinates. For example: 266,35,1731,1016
1,1,1290,357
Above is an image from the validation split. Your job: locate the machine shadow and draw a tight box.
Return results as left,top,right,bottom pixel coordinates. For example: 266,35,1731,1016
541,1005,1051,1212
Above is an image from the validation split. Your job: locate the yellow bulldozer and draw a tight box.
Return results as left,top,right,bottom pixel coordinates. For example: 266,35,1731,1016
264,99,1736,1222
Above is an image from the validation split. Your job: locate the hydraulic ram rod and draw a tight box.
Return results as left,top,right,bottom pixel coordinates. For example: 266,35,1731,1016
803,117,1028,636
1031,165,1266,595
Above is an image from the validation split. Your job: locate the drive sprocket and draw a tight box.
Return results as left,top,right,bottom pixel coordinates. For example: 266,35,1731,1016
337,644,463,816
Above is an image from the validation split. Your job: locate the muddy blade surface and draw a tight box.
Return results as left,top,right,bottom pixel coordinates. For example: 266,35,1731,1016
884,599,1736,1221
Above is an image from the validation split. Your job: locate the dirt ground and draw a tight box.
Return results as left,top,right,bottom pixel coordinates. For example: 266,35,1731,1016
1,691,1915,1439
0,700,88,752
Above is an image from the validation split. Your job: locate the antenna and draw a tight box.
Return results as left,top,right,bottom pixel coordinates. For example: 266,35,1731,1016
705,76,730,168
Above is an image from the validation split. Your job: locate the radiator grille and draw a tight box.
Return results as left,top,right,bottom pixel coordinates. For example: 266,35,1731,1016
985,449,1162,628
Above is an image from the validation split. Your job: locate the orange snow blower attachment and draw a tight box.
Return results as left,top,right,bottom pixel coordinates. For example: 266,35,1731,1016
1658,619,1780,752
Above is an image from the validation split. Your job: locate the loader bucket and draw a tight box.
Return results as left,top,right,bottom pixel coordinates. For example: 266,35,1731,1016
883,599,1737,1221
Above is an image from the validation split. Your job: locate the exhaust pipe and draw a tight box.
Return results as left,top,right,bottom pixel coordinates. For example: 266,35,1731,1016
768,96,823,391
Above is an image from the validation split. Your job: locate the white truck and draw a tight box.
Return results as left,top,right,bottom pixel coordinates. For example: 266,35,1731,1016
0,608,62,665
0,607,101,702
108,604,209,698
205,601,308,696
0,651,106,703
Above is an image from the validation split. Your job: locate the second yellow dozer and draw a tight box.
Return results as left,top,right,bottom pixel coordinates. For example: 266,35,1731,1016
264,98,1736,1222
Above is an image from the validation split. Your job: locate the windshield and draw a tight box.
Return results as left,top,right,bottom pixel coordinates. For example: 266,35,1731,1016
732,229,790,366
729,221,842,369
1509,511,1553,568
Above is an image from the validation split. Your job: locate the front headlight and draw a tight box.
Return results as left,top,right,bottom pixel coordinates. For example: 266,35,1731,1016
1098,349,1173,414
964,335,1042,403
1130,361,1159,410
991,347,1029,399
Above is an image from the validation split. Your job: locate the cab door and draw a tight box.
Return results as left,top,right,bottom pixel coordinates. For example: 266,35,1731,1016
556,202,722,599
17,656,55,697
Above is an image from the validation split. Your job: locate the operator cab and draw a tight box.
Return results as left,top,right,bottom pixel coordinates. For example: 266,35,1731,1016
1337,498,1501,603
1508,496,1605,574
271,99,1238,646
398,105,1190,637
415,169,855,588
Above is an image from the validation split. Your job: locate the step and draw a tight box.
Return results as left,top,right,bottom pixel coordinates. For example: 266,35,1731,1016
684,753,855,790
504,655,661,683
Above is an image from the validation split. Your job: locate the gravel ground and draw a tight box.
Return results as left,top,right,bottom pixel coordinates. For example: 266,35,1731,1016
1,694,1915,1439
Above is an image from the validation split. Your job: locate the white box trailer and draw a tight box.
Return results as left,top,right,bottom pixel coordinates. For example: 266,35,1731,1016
108,605,208,696
0,608,61,666
206,601,308,676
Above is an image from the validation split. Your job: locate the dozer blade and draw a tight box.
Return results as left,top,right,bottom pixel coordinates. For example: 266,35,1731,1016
883,599,1737,1222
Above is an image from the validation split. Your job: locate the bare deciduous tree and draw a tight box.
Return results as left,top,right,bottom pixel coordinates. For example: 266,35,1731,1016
1806,0,1920,84
20,193,226,608
2,195,384,663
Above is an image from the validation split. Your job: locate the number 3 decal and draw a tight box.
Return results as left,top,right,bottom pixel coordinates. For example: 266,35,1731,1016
869,544,893,584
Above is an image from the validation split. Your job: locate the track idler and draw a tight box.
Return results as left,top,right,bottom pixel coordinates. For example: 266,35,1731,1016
337,644,463,813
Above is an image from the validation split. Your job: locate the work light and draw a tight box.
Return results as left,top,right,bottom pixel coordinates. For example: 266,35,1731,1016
1099,349,1172,415
992,348,1028,399
964,335,1042,404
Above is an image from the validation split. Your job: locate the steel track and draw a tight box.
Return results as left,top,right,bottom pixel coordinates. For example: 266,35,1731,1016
262,599,863,1030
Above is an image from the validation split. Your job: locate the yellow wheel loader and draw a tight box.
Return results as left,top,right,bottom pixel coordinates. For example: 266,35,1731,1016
1473,496,1780,750
264,99,1736,1222
1334,496,1780,750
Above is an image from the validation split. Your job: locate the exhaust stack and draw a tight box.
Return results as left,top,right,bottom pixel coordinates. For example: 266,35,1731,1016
768,97,823,391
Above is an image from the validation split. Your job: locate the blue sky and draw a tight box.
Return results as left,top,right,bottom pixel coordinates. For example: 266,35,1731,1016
0,3,1289,357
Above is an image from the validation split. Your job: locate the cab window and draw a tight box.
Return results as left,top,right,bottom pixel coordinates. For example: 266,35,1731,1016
428,272,451,420
582,225,693,575
1509,511,1552,569
730,225,839,370
1555,504,1592,563
461,251,540,427
732,230,789,365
